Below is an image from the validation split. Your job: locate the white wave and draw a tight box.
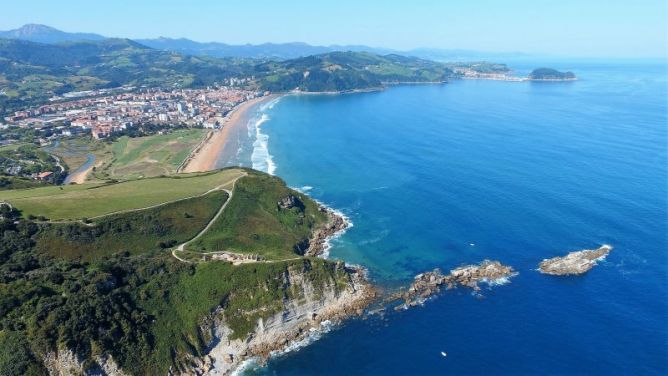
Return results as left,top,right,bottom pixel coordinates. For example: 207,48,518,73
318,204,354,259
291,185,314,194
260,96,283,111
250,113,277,175
480,272,519,287
229,358,259,376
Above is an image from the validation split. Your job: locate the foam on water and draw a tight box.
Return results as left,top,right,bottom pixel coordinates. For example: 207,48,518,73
231,320,336,376
250,113,276,175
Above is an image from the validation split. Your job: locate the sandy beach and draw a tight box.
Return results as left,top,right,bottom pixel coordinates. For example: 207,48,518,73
181,95,277,173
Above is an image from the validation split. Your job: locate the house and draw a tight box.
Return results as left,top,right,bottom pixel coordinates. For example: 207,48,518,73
36,171,53,181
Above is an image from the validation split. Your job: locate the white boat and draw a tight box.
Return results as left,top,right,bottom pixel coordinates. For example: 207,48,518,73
441,351,447,357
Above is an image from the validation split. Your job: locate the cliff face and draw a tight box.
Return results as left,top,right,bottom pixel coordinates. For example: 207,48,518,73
189,262,374,375
43,350,126,376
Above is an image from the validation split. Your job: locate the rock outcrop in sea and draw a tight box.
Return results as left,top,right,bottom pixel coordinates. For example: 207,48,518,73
394,260,517,310
538,245,612,275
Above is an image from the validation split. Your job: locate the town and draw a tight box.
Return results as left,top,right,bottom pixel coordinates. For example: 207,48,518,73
1,85,265,143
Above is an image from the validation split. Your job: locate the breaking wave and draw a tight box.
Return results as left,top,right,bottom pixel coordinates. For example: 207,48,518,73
250,113,276,175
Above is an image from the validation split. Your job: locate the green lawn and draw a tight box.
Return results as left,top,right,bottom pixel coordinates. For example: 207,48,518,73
0,168,243,220
35,190,228,261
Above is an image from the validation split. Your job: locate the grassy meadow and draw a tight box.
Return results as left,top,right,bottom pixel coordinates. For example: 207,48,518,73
106,129,206,179
35,190,228,261
0,168,243,220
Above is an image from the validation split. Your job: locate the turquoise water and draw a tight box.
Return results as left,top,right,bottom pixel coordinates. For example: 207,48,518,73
229,61,668,375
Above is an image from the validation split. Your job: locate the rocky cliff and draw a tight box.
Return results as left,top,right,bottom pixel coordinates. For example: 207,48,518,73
188,262,374,375
43,350,127,376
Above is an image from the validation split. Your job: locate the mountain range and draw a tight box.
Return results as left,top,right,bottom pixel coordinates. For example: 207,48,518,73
0,24,529,61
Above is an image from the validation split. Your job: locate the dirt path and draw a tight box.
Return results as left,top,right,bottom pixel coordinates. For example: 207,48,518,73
172,173,245,263
169,172,298,265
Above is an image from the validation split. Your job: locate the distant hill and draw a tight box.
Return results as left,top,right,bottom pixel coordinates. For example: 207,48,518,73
135,37,395,60
256,51,458,92
0,24,529,61
0,23,105,43
134,38,528,62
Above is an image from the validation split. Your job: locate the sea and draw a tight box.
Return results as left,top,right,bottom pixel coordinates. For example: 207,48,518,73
216,60,668,375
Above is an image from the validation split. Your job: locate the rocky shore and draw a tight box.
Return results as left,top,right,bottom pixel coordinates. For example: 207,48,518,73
304,205,351,257
393,260,516,310
539,245,612,275
193,262,375,375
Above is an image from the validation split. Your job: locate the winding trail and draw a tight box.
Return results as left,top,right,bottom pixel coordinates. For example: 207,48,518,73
172,172,246,263
170,172,302,265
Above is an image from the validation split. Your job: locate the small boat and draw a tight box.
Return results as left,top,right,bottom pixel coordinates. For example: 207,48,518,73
441,351,447,357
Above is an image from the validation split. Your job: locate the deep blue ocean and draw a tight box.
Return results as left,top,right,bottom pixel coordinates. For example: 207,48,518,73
226,61,668,375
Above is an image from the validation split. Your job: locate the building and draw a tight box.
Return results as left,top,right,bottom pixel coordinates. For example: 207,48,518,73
36,171,53,181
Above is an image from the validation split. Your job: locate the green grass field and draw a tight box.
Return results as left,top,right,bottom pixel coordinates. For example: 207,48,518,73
0,168,243,220
188,172,328,260
35,190,228,261
107,130,205,179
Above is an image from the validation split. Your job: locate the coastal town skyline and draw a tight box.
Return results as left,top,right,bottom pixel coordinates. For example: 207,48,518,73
1,0,667,58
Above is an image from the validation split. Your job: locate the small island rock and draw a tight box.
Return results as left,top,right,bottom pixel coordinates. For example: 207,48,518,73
539,245,612,275
528,68,576,81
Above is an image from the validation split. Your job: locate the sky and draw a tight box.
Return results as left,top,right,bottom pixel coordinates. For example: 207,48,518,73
1,0,667,58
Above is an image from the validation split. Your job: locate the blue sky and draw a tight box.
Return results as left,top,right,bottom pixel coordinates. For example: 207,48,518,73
1,0,666,58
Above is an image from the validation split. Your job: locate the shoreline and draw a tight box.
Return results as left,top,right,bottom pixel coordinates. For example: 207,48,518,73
181,95,279,173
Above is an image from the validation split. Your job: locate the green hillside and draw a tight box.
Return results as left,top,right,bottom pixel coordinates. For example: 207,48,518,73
188,172,328,259
256,51,458,91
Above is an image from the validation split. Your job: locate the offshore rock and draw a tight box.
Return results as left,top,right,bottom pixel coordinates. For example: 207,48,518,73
539,245,612,275
394,260,516,310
